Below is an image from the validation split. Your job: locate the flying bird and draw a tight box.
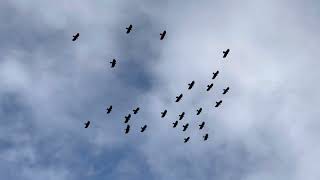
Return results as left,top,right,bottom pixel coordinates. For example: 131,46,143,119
223,87,230,94
223,49,230,58
161,110,167,118
172,121,178,128
199,122,205,130
140,125,147,132
125,125,130,134
84,121,90,128
160,30,166,40
124,114,131,123
72,33,79,41
182,123,189,131
179,112,185,120
215,100,222,107
126,24,133,34
212,70,219,79
203,133,209,141
188,81,195,90
196,108,202,115
184,137,190,143
106,105,112,114
175,93,183,102
110,59,116,68
207,83,213,91
133,107,140,114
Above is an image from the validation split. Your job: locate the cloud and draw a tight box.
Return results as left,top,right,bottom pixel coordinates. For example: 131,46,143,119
0,0,320,180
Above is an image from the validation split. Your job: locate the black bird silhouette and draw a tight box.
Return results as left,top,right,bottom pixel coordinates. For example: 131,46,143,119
188,81,195,90
182,123,189,131
106,105,112,114
196,108,202,115
110,59,116,68
199,122,205,129
126,24,132,34
172,121,178,128
84,121,90,128
223,49,230,58
184,137,190,143
223,87,230,94
133,107,140,114
124,114,131,123
161,110,167,118
215,100,222,107
179,112,185,120
125,125,130,134
160,30,166,40
175,93,183,102
203,133,209,141
207,83,213,91
72,33,79,41
212,70,219,79
141,125,147,132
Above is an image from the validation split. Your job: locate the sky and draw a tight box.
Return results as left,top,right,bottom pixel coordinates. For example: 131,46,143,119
0,0,320,180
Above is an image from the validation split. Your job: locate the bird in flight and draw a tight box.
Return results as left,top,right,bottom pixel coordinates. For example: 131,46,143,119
223,87,230,94
133,107,140,114
196,108,202,115
182,123,189,131
124,114,131,123
72,33,79,41
106,105,112,114
212,70,219,80
126,24,133,34
175,93,183,102
160,30,166,40
203,133,209,141
188,81,195,90
161,110,167,118
199,122,205,130
215,100,222,107
125,125,130,134
223,49,230,58
207,83,213,91
110,59,116,68
184,137,190,143
84,121,90,128
140,125,147,132
179,112,185,120
172,121,178,128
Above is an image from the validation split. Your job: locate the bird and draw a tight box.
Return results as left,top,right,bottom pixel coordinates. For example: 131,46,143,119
124,114,131,123
203,133,209,141
110,59,116,68
196,108,202,115
172,121,178,128
133,107,140,114
125,125,130,134
212,70,219,79
126,24,133,34
84,121,90,128
175,93,183,102
184,137,190,143
182,123,189,131
161,110,167,118
141,125,147,132
106,105,112,114
199,122,205,129
72,33,79,41
223,87,230,94
215,100,222,107
179,112,185,120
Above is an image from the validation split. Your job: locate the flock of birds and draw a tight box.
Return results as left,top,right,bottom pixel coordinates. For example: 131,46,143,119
74,24,230,143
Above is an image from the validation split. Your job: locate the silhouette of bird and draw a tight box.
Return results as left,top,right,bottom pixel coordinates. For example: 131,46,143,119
223,87,230,94
72,33,79,41
172,121,178,128
199,122,205,129
215,100,222,107
125,125,130,134
161,110,167,118
84,121,90,128
126,24,133,34
124,114,131,123
203,133,209,141
196,108,202,115
184,137,190,143
133,107,140,114
182,123,189,131
212,71,219,79
106,105,112,114
141,125,147,132
179,112,185,120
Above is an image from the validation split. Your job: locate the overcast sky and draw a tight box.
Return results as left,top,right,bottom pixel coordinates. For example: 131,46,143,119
1,0,320,180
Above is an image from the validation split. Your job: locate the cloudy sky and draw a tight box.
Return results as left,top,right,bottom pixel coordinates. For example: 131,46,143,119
1,0,320,179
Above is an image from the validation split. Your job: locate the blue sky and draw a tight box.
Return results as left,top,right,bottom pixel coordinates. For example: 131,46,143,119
1,0,320,180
